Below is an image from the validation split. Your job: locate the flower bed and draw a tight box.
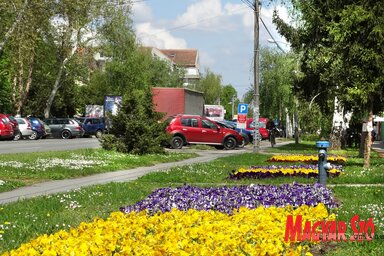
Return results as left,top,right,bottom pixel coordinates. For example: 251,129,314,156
269,154,347,164
3,184,338,256
120,183,338,213
229,164,343,180
3,204,334,256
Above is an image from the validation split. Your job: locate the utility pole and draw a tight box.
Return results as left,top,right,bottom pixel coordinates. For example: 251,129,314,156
253,0,260,152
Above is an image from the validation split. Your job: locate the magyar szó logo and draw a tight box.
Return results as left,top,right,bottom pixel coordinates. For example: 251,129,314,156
284,215,376,242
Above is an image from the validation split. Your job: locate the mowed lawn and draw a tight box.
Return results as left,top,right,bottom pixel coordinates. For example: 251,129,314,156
0,142,383,255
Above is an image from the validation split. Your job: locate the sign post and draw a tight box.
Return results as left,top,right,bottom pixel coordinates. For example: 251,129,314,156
237,103,248,129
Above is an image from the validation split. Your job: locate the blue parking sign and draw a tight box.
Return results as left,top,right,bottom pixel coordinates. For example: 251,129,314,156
238,103,248,114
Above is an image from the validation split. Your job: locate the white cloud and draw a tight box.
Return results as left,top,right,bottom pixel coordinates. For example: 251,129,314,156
173,0,224,31
135,23,187,49
224,3,253,27
173,0,250,31
132,2,153,22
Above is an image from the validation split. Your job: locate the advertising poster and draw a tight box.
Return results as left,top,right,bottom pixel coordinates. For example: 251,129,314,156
104,96,122,116
85,105,104,117
204,105,225,122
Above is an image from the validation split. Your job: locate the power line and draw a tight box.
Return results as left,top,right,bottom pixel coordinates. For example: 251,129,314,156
260,17,286,53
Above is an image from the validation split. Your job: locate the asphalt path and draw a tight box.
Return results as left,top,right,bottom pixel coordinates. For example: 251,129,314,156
0,137,101,154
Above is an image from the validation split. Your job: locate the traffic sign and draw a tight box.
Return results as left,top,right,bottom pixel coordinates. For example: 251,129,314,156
238,103,248,114
237,114,247,129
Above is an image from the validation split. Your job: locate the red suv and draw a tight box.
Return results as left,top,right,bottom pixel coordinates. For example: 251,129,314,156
166,115,243,150
0,114,14,140
246,118,269,140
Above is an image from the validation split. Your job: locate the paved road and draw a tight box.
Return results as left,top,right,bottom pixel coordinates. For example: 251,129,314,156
0,138,101,154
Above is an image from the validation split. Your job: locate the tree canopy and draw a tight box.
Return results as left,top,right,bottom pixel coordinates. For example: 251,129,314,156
273,0,384,166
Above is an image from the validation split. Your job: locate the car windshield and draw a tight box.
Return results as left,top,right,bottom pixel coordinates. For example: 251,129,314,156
16,118,26,124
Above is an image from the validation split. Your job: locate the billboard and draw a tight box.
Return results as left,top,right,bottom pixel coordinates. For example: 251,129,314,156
104,95,122,116
85,105,104,117
204,105,225,122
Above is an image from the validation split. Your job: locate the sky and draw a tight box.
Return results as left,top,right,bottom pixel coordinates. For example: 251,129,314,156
131,0,291,99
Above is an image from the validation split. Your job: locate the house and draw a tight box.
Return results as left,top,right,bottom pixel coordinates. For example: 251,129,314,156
144,47,200,88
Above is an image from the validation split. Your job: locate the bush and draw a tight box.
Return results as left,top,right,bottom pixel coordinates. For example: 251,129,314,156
102,88,170,155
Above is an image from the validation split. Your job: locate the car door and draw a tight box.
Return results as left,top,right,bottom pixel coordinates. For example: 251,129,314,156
81,118,93,135
49,119,62,137
180,117,201,143
200,118,221,143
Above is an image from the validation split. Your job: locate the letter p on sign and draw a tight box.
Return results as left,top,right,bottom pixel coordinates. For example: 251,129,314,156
238,103,248,114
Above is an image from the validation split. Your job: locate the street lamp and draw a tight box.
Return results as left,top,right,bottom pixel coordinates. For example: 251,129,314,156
228,96,236,120
267,38,288,54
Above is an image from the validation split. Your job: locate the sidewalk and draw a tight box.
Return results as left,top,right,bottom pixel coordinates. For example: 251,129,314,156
372,140,384,157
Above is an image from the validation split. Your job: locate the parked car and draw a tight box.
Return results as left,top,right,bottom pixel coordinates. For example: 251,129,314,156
166,114,243,150
44,118,84,139
0,114,14,140
214,120,250,147
74,117,106,138
27,117,49,140
234,118,269,140
5,114,21,140
14,117,33,139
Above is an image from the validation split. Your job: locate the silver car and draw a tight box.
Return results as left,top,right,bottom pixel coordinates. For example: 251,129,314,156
44,118,85,139
15,117,33,140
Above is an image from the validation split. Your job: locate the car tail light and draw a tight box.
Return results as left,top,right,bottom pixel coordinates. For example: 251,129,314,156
26,120,32,130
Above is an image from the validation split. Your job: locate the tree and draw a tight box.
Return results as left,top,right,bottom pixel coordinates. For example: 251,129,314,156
259,47,296,122
1,0,52,115
84,6,171,155
101,88,168,155
196,69,222,104
244,47,296,134
0,0,29,53
43,0,117,118
273,0,384,167
221,85,237,120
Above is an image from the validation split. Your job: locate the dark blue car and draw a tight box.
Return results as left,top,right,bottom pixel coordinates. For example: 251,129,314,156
27,117,49,140
215,120,250,147
75,117,106,138
222,120,254,143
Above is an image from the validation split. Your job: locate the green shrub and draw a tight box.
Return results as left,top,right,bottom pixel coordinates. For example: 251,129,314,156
102,88,170,155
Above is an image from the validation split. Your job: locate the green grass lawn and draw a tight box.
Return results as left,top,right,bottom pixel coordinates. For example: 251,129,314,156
0,148,198,193
0,142,383,255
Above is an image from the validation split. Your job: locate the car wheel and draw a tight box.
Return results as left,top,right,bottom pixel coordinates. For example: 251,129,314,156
29,131,38,140
223,137,237,150
14,132,21,141
61,130,72,139
241,134,250,147
170,136,184,149
95,130,103,138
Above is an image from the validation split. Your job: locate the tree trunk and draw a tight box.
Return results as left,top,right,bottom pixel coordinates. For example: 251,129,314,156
44,60,66,118
363,101,374,168
16,54,34,115
330,127,341,150
44,33,79,118
0,0,29,53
